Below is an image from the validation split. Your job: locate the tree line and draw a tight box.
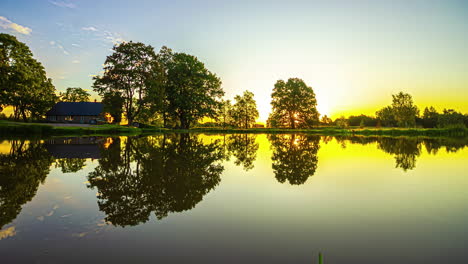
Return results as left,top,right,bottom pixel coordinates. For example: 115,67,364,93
326,92,468,129
1,33,467,129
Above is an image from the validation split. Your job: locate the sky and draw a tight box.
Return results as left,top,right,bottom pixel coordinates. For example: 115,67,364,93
1,0,468,121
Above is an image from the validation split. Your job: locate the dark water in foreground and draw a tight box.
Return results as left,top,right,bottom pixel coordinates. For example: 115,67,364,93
1,134,468,263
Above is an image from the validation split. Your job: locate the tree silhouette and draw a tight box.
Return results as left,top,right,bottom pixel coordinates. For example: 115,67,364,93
268,78,319,129
225,134,259,171
230,91,259,128
268,134,320,185
54,158,86,173
59,87,90,102
0,140,53,228
160,49,224,129
0,33,57,121
87,134,224,226
93,41,164,125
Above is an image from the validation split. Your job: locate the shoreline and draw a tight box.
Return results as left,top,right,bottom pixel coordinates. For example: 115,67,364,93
0,121,467,138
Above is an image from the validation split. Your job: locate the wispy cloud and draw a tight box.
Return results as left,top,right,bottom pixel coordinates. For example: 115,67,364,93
71,60,80,64
0,16,32,35
71,43,80,47
82,26,98,32
49,1,76,8
49,41,70,55
103,31,125,45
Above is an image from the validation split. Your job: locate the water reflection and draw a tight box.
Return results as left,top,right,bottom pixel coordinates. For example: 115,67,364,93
268,134,320,185
0,140,54,229
1,134,468,229
87,134,224,226
224,134,259,171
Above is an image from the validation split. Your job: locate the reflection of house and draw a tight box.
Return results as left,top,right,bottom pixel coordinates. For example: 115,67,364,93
45,137,103,159
46,102,108,124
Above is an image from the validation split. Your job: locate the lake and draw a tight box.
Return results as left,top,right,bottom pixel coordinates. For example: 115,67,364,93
1,134,467,263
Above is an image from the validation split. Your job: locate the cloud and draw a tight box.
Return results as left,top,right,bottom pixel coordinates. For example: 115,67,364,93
71,43,80,47
0,16,32,35
49,1,76,8
71,60,80,64
49,41,70,55
82,26,98,32
103,31,125,45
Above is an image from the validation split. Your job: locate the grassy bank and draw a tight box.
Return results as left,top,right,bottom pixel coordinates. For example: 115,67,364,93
0,120,467,138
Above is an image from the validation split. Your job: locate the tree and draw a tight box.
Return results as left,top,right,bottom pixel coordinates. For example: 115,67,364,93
230,90,259,128
60,87,90,102
335,116,348,128
163,52,224,129
93,41,164,125
320,115,332,126
101,91,124,123
268,78,319,129
376,106,397,127
0,33,57,121
391,92,419,127
438,109,465,128
422,106,439,128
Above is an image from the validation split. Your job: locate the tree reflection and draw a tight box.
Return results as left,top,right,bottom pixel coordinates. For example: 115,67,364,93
225,134,259,171
0,140,53,229
268,134,320,185
87,134,224,227
54,158,86,173
377,138,421,171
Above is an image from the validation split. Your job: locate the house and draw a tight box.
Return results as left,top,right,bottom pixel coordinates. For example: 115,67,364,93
46,102,108,124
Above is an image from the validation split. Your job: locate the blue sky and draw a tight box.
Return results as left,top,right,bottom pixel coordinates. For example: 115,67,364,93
1,0,468,121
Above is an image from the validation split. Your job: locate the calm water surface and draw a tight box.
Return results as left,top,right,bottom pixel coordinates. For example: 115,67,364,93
1,134,468,263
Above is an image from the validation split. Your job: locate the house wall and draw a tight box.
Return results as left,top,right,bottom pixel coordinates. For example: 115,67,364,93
46,115,99,124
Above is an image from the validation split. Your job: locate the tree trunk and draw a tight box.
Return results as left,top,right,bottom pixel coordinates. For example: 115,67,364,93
21,109,27,122
289,112,295,129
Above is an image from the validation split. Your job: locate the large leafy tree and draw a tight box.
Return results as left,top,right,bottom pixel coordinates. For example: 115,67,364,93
230,90,259,128
163,52,224,129
0,33,57,121
60,87,90,102
376,92,419,127
391,92,419,127
93,41,164,125
268,78,319,129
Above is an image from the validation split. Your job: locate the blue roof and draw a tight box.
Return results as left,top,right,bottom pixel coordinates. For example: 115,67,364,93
46,102,104,116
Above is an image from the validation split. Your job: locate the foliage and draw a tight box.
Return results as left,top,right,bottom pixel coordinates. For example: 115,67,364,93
268,134,320,185
0,140,54,228
376,106,397,127
0,33,58,121
93,41,164,125
421,106,439,128
101,91,124,123
87,135,224,226
335,116,348,128
162,51,224,129
268,78,319,129
347,115,378,127
438,109,466,128
60,87,90,102
391,92,419,127
320,115,332,125
225,134,259,171
230,90,259,128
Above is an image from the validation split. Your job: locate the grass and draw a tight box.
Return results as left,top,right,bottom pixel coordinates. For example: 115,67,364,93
0,120,467,138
